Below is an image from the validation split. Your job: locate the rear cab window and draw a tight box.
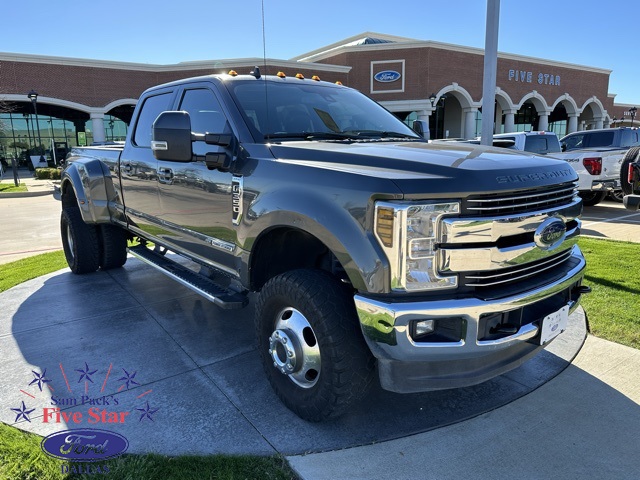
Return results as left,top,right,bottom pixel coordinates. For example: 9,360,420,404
132,92,174,147
524,135,561,154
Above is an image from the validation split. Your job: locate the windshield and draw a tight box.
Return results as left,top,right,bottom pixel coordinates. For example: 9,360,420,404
227,79,421,141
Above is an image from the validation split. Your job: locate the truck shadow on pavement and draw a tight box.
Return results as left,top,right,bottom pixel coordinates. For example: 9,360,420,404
0,259,608,457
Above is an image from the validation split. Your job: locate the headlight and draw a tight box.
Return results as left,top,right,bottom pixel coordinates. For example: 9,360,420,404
374,201,460,291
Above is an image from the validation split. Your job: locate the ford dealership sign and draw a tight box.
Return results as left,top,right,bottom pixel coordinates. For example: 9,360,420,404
374,70,401,83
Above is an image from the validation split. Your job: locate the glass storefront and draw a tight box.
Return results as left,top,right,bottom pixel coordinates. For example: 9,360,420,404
0,107,127,167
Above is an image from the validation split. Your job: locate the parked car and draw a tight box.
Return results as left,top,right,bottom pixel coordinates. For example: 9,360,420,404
492,131,562,155
554,127,640,206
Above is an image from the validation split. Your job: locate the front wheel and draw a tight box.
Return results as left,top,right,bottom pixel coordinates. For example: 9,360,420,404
61,207,100,274
579,191,607,207
255,269,374,422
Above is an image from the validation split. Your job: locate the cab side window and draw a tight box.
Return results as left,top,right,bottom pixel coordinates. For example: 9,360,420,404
179,88,227,134
133,92,173,147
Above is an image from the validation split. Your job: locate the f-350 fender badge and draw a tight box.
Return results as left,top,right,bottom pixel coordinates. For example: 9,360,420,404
232,176,243,225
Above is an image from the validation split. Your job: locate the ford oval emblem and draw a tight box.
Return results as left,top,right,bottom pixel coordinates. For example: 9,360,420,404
41,428,128,462
534,218,566,250
374,70,401,83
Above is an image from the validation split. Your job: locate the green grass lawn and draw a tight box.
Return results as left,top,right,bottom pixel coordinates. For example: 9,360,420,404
578,237,640,349
0,182,28,193
0,237,637,479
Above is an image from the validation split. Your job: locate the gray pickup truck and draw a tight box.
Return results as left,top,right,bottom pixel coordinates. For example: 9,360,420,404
60,70,587,421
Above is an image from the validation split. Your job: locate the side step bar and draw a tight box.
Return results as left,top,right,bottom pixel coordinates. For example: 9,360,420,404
128,245,248,310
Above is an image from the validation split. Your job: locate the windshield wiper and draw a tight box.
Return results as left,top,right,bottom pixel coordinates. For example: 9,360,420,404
264,132,356,141
348,130,421,140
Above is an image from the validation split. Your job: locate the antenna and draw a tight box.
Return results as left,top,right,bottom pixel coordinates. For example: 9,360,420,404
261,0,270,141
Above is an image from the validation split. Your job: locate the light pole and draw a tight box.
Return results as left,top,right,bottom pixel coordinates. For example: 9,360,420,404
109,119,115,141
27,90,45,164
629,107,637,127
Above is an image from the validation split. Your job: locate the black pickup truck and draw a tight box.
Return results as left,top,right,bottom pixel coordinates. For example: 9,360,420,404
60,70,587,421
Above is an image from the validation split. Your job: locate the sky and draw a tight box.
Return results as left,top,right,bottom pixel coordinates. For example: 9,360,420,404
2,0,638,104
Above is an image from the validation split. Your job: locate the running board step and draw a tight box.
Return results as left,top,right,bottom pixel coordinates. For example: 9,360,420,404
128,245,248,310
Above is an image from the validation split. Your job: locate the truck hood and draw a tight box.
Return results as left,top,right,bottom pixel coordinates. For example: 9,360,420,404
268,140,577,196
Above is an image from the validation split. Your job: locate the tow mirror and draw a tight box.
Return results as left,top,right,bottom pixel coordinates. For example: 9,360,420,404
412,120,429,139
152,111,193,161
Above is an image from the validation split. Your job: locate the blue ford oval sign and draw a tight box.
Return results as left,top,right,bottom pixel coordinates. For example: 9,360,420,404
534,218,566,250
374,70,401,83
41,428,128,462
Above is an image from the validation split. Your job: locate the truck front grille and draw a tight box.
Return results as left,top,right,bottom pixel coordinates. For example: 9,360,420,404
440,182,582,294
463,182,578,216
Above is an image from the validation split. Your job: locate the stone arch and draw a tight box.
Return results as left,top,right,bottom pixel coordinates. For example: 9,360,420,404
579,96,607,130
433,83,477,139
517,91,550,112
551,94,579,116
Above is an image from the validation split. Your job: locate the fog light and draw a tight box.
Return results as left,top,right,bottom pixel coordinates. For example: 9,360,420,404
414,319,435,336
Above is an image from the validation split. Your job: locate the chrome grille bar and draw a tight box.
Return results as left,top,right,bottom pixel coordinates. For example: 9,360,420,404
466,182,578,215
464,249,573,287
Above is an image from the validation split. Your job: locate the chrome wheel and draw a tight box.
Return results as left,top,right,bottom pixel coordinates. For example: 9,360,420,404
268,307,321,388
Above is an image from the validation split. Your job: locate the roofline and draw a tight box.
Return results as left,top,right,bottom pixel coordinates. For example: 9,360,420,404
294,38,612,75
0,51,351,74
290,31,420,61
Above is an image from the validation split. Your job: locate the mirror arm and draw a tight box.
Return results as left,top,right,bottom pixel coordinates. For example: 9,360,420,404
191,132,232,147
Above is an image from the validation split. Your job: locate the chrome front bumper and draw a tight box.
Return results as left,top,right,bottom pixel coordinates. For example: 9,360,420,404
354,245,586,393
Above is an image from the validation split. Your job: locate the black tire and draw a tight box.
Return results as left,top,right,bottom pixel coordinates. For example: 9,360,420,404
60,207,100,274
99,224,128,270
579,191,607,207
620,146,640,195
255,269,375,422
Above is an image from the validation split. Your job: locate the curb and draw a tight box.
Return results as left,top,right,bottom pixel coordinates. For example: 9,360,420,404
0,189,56,199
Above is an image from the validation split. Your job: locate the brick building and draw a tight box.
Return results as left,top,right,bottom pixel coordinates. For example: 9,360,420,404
0,32,636,163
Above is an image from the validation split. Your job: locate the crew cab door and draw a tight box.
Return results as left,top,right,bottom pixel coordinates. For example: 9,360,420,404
156,85,237,270
119,89,175,234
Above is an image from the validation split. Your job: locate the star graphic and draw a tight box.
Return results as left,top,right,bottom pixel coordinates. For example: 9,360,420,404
117,368,140,389
29,369,51,392
75,362,98,383
10,401,36,423
136,401,159,422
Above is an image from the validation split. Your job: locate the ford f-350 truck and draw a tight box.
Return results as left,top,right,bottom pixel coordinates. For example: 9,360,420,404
60,70,587,421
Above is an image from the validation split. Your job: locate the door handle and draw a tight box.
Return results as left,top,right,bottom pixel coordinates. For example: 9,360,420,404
158,167,174,184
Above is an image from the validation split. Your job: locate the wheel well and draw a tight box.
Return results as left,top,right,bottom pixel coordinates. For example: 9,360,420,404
251,228,348,291
60,180,79,209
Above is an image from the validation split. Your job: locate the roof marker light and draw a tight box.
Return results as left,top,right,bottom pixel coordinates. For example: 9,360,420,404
335,81,343,85
295,73,305,79
277,71,286,78
312,75,321,81
228,70,238,76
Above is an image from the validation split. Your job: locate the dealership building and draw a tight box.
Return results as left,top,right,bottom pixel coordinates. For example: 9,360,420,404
0,32,636,162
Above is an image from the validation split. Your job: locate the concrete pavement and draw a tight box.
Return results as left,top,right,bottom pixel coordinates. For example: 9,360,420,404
1,173,639,479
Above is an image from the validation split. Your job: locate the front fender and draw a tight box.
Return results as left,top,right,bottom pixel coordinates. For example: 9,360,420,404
242,188,390,293
60,158,111,224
